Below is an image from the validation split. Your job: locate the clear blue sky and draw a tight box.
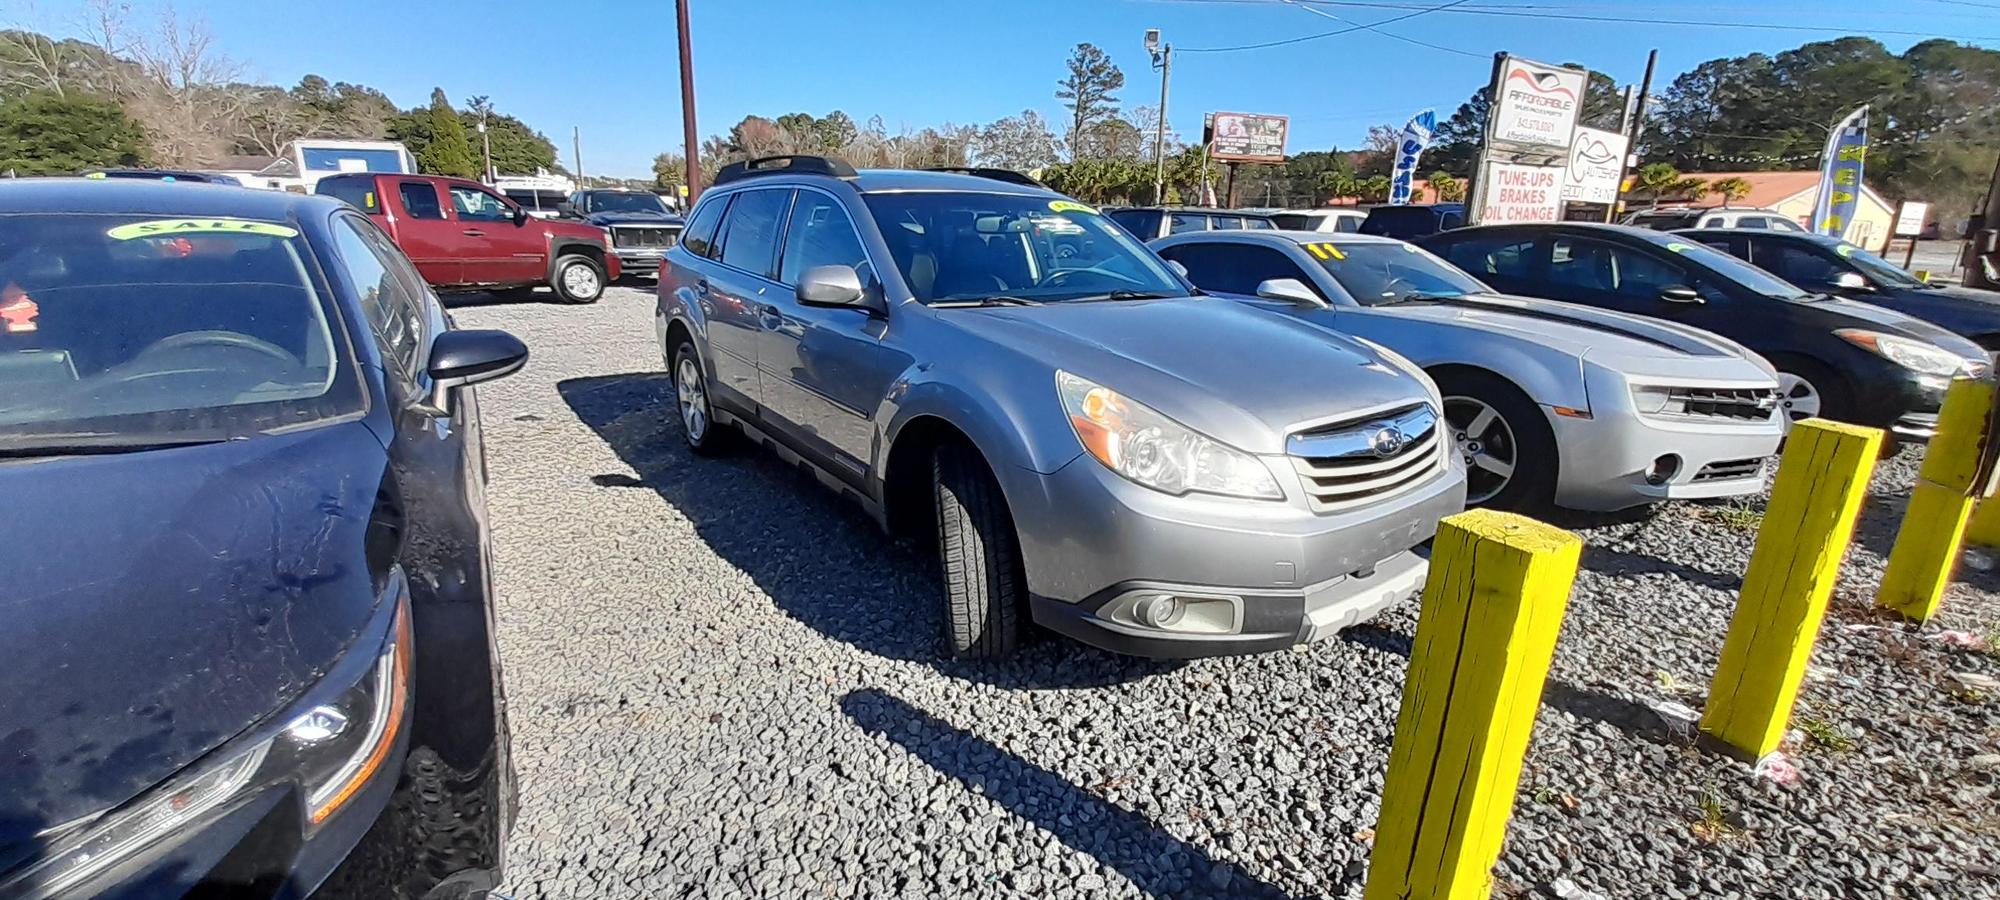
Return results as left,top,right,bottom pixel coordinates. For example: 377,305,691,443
32,0,2000,178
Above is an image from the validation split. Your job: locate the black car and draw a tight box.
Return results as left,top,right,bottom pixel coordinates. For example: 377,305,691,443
565,189,683,277
0,180,525,898
1419,222,1990,442
1103,206,1278,240
1679,228,2000,351
1358,203,1464,241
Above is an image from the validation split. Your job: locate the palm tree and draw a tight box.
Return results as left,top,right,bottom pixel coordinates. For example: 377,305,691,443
1670,176,1711,202
1634,163,1680,209
1429,171,1465,203
1710,176,1753,207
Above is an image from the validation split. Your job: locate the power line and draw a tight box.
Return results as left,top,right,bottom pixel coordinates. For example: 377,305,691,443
1278,0,1488,58
1162,0,2000,42
1915,0,2000,9
1180,0,1476,53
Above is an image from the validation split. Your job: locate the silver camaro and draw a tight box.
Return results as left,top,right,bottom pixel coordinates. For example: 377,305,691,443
1153,230,1787,511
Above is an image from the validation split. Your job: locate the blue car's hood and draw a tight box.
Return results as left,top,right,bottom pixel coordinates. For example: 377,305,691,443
0,422,386,849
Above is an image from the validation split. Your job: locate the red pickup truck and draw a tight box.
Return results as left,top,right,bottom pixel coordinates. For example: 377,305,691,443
316,172,619,303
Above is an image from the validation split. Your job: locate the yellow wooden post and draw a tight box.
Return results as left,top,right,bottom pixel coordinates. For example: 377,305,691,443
1966,497,2000,550
1702,419,1881,759
1877,378,1998,620
1364,509,1580,900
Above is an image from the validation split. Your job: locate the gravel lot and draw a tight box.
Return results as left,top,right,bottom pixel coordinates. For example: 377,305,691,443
463,285,2000,899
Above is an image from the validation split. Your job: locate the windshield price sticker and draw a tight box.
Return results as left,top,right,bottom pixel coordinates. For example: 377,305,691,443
106,219,300,241
1047,200,1098,215
1304,243,1347,261
1835,244,1857,258
1665,241,1693,254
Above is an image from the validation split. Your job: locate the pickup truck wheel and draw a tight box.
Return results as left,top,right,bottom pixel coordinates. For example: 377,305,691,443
551,254,605,304
1433,369,1556,512
933,444,1025,659
671,341,735,455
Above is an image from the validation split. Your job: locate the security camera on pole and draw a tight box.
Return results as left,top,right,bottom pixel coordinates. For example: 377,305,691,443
1145,28,1172,205
1466,53,1588,226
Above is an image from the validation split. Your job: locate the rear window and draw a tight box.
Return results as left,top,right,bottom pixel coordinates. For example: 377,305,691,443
317,177,379,213
0,214,361,449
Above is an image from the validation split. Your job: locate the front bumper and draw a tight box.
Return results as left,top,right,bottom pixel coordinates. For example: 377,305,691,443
1549,407,1785,511
1002,449,1466,658
613,248,666,275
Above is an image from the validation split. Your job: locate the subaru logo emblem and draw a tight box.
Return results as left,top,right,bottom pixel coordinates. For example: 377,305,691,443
1369,428,1406,457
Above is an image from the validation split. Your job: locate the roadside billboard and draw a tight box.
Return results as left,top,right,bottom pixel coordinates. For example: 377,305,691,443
1479,161,1565,224
1209,112,1289,163
1562,126,1628,205
1490,57,1588,153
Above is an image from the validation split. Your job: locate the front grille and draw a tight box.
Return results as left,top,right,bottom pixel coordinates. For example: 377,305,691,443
612,225,680,249
1286,404,1446,513
1642,386,1779,421
1693,457,1766,482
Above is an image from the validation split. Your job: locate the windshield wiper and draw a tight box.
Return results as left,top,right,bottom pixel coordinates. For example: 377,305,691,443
930,296,1043,308
1390,290,1464,304
1072,290,1178,302
0,435,230,459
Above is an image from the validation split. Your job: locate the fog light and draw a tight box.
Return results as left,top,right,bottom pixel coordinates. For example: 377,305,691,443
1645,454,1682,485
1134,593,1187,628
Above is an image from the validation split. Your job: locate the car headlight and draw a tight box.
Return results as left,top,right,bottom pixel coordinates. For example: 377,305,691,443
0,571,413,899
1835,329,1967,377
1056,370,1283,500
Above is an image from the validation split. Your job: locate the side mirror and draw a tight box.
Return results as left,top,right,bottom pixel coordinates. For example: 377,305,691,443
796,264,877,312
421,328,528,416
1833,271,1871,291
512,206,530,225
1165,259,1190,278
1659,285,1704,304
1256,277,1329,308
556,201,578,217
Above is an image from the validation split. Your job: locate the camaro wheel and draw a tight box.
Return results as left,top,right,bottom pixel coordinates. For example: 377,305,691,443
1433,370,1557,511
552,254,605,304
672,342,733,455
933,444,1026,659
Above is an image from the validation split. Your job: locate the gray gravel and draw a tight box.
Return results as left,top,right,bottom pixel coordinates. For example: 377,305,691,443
462,286,2000,899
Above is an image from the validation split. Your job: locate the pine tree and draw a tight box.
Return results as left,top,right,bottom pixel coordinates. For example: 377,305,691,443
414,88,478,178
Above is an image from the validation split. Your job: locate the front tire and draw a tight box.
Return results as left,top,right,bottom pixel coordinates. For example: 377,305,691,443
933,444,1026,659
1433,369,1557,512
551,254,606,304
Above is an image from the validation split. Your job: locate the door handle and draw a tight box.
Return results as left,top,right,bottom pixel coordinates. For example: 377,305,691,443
694,280,710,296
462,229,485,237
759,305,784,327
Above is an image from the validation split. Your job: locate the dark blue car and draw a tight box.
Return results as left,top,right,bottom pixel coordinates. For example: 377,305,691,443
0,180,526,898
1679,228,2000,351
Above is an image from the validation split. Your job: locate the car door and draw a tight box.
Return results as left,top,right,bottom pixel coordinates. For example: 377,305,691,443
447,183,544,285
387,179,460,285
760,189,910,480
702,187,793,411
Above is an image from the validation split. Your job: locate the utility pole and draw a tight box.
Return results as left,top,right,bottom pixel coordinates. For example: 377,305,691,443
1146,28,1172,205
1967,150,2000,290
1605,49,1660,224
477,108,493,183
572,126,585,188
677,0,703,204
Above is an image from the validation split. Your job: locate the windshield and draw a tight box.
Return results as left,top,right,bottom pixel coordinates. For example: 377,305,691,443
503,189,570,211
1312,241,1489,305
1834,242,1930,289
861,192,1190,304
587,192,670,214
1654,236,1813,300
0,214,360,450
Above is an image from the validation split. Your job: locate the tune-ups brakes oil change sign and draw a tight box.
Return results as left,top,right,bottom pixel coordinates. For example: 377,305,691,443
105,218,301,241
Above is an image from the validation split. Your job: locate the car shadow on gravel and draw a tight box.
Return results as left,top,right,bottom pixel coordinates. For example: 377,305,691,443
558,372,1183,689
841,688,1295,899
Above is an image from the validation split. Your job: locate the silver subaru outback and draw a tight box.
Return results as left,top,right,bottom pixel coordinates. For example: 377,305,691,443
656,157,1466,658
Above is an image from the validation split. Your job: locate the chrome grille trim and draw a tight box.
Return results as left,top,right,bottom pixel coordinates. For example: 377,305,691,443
1636,386,1780,421
611,225,681,249
1287,404,1446,513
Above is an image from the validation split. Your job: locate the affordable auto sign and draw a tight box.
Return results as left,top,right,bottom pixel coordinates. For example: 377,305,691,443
1491,57,1587,152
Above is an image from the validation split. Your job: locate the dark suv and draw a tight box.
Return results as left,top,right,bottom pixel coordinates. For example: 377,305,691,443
657,156,1463,659
317,172,619,303
566,189,684,278
1104,206,1278,240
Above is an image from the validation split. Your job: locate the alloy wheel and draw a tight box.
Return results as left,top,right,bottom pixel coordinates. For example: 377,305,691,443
564,262,601,298
676,355,708,442
1443,396,1518,506
1775,372,1821,422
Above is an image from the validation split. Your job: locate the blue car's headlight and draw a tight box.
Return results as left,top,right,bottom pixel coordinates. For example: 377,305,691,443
0,570,413,898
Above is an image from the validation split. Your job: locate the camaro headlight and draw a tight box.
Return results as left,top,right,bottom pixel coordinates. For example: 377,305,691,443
1056,370,1282,500
1835,329,1966,377
0,572,413,898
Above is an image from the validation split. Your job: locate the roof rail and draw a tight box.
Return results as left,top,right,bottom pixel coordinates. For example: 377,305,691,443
713,155,858,186
923,167,1046,188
